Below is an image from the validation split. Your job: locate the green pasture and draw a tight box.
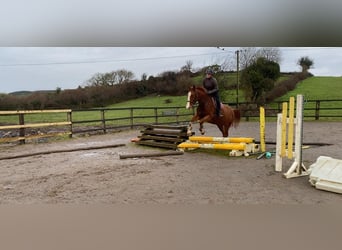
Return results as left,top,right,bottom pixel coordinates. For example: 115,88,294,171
272,76,342,120
276,76,342,101
1,76,341,127
0,95,194,128
0,112,70,125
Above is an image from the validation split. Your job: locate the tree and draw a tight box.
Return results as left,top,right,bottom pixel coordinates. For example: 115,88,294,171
180,60,193,72
297,56,314,72
141,73,148,81
201,64,221,74
240,47,281,69
239,47,258,69
220,56,235,72
85,69,135,86
85,72,108,86
56,87,62,94
256,47,282,64
116,69,135,84
240,57,280,104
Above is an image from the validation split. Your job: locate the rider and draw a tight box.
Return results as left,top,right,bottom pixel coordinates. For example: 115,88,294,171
202,68,221,117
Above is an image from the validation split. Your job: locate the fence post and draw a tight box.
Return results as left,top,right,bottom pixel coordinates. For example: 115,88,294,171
101,109,106,133
154,108,158,124
67,111,73,138
315,100,320,120
130,108,134,129
19,113,25,144
176,108,179,124
245,114,250,122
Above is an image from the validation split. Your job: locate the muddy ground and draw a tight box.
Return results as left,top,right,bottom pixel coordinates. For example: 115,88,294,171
0,121,341,204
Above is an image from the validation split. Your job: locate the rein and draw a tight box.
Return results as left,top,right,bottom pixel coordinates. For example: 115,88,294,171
189,88,199,106
194,88,208,105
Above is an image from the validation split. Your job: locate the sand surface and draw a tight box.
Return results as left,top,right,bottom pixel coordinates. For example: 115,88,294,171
0,121,341,204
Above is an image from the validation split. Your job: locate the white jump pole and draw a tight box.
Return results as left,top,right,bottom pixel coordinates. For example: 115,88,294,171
283,94,309,178
275,94,309,178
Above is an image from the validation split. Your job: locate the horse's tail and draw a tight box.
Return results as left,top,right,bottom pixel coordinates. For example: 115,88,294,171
232,109,241,128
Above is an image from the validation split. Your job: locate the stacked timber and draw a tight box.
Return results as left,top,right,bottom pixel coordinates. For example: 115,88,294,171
135,124,191,149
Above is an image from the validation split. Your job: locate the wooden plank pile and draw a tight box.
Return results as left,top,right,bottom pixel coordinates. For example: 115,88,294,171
135,124,190,149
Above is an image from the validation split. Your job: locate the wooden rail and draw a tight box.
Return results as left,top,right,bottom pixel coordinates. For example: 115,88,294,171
0,110,72,144
71,106,195,134
1,99,342,144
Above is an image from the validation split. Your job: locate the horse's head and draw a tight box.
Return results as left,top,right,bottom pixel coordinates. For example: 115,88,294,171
186,85,207,109
186,85,198,109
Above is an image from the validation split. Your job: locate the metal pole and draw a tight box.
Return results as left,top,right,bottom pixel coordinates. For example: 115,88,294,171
235,50,241,108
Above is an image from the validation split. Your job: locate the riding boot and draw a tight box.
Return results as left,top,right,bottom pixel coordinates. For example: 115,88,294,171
216,112,223,117
216,107,223,117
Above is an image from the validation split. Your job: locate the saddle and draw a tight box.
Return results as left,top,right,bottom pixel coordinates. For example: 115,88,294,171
209,97,223,117
210,97,223,109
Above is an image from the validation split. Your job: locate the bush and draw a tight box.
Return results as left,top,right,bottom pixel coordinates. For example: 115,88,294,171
265,72,313,103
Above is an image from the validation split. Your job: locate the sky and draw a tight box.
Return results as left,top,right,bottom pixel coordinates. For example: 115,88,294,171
0,47,341,93
1,1,342,93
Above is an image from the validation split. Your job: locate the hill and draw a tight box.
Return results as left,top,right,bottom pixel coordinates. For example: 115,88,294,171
106,94,188,108
9,91,33,96
276,76,342,101
9,90,55,96
105,76,342,109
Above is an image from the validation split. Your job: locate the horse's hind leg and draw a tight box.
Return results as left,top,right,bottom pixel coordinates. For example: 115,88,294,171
219,125,227,137
222,126,228,137
223,123,232,137
199,122,205,135
187,122,193,136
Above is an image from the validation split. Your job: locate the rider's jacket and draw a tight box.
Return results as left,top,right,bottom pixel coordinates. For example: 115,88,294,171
202,77,218,95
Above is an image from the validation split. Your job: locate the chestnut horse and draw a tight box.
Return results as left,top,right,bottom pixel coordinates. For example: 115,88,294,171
186,86,240,137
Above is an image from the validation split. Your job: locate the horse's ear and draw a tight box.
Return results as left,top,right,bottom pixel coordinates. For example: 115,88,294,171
191,85,196,90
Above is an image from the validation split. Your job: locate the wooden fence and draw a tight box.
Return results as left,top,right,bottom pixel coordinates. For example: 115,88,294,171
0,99,342,144
0,110,72,144
241,99,342,121
71,106,195,134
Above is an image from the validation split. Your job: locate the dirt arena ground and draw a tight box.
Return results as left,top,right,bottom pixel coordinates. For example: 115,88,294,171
0,121,341,204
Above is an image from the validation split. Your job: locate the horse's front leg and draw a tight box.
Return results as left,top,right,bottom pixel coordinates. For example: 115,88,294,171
198,115,212,135
187,114,199,136
199,122,205,135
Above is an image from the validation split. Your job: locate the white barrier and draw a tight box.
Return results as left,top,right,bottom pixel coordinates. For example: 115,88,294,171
275,94,309,178
308,156,342,194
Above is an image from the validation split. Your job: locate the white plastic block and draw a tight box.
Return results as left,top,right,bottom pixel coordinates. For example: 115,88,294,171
309,156,342,194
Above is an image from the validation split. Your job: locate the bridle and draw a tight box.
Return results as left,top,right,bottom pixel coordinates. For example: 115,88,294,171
187,89,198,107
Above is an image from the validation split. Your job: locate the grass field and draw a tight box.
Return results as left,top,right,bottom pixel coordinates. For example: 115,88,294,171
1,76,341,127
106,95,188,108
276,76,342,101
106,76,342,108
271,76,342,120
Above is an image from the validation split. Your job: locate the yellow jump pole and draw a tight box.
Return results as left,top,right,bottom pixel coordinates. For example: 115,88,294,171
259,106,266,152
178,142,246,151
189,136,254,144
287,97,295,159
281,102,288,157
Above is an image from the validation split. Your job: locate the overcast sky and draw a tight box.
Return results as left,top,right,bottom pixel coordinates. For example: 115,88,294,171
1,1,342,93
0,47,341,93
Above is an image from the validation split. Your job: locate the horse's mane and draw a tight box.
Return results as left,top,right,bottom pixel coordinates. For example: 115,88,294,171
196,86,209,97
193,86,210,101
195,86,206,93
